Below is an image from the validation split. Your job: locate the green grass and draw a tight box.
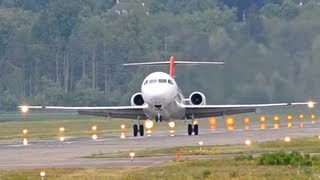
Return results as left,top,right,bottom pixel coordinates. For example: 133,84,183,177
0,168,130,180
0,116,131,140
87,137,320,159
1,157,320,179
1,137,320,179
125,159,320,180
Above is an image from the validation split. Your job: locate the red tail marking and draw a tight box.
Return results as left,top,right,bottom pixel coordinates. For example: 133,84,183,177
169,56,175,78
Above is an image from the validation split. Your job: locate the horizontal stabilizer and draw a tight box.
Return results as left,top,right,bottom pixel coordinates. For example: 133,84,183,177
123,61,224,66
123,56,224,77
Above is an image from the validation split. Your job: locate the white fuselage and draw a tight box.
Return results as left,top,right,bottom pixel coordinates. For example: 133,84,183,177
141,72,185,121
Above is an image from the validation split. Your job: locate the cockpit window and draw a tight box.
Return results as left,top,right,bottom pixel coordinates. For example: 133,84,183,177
143,80,148,85
168,79,174,85
149,79,157,83
158,79,167,83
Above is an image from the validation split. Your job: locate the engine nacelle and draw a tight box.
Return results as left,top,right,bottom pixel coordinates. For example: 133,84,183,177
131,93,145,106
189,92,206,105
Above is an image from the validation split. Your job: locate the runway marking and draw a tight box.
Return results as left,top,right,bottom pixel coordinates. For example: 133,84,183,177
62,142,71,144
8,144,31,147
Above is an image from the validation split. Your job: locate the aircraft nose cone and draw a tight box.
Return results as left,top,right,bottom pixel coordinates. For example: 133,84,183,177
151,91,166,104
143,88,168,105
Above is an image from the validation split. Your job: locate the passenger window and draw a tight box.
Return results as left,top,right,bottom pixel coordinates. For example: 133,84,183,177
168,79,173,85
149,79,157,83
158,79,167,83
144,80,148,85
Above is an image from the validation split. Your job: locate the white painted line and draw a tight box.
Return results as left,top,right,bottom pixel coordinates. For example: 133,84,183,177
8,144,31,147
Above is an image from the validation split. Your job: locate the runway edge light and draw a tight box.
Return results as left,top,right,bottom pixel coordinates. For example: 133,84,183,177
168,121,175,128
145,120,154,129
284,136,291,142
308,101,315,108
92,134,98,140
59,127,65,132
23,138,28,146
59,136,65,142
40,171,46,180
245,139,252,146
198,141,204,150
92,125,97,131
129,151,135,161
21,105,29,113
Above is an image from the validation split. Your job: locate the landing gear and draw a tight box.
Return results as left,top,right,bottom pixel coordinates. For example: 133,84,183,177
155,114,163,122
133,124,144,137
188,124,192,135
194,124,199,135
187,123,199,136
133,124,138,137
139,124,144,136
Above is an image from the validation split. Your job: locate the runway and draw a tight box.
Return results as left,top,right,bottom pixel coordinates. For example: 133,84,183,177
0,123,319,170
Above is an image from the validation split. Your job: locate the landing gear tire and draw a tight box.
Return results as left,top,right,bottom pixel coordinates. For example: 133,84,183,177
133,124,138,137
188,124,193,135
194,124,199,135
187,124,199,135
139,124,144,136
155,115,163,122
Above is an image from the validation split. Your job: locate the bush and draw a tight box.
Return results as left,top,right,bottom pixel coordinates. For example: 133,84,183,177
202,169,211,178
257,151,313,166
229,171,237,178
234,154,253,161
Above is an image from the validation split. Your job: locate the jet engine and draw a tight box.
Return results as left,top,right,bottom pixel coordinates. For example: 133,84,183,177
189,92,206,105
131,93,145,106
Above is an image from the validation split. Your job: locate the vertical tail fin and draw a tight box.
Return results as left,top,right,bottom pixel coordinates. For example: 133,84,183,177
169,56,175,77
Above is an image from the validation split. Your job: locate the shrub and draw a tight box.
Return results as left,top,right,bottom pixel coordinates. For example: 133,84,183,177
229,171,237,178
234,154,253,161
257,151,312,166
202,169,211,178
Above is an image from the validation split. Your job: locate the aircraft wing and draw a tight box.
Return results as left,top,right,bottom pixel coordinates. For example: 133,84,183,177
18,105,148,119
183,102,315,119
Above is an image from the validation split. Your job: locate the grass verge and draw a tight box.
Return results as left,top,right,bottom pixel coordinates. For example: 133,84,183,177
86,136,320,158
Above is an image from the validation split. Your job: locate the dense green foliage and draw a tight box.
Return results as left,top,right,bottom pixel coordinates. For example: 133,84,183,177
257,151,313,166
0,0,320,109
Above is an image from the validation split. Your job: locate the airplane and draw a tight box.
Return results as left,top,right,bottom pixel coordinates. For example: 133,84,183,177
19,56,316,137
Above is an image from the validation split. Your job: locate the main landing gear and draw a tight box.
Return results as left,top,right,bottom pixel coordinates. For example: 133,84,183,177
133,124,144,137
187,123,199,136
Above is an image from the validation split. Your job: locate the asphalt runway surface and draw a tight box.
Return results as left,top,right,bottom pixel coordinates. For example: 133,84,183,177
0,123,320,170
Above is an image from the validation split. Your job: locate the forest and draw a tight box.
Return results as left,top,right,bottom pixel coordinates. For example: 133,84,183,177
0,0,320,109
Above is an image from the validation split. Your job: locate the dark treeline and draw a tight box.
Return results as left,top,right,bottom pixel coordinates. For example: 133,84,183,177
0,0,320,109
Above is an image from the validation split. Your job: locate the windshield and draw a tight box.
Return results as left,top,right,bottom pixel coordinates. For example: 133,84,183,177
158,79,167,83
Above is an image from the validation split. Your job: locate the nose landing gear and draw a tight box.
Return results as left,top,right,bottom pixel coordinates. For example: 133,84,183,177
155,114,163,122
